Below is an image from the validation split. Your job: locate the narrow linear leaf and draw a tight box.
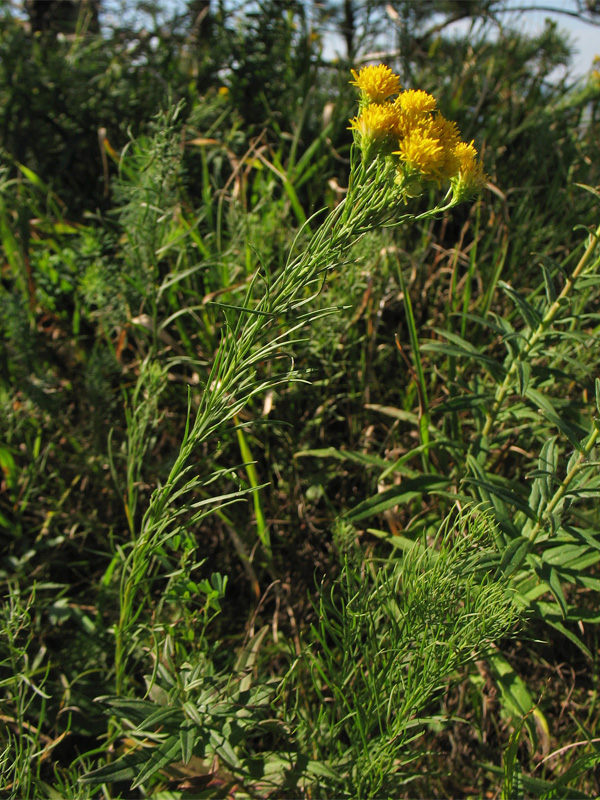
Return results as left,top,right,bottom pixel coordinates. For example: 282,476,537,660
487,650,547,753
345,475,451,522
540,752,600,800
80,749,148,785
534,563,568,619
531,602,592,658
132,735,182,789
539,261,558,304
499,537,531,578
502,721,525,800
295,446,389,469
499,281,543,329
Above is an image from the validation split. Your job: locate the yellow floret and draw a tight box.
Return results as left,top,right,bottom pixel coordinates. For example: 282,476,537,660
397,89,437,116
428,115,460,151
348,102,400,140
453,140,487,193
428,116,461,179
393,91,437,138
395,114,461,183
454,141,478,169
395,128,444,180
350,64,401,103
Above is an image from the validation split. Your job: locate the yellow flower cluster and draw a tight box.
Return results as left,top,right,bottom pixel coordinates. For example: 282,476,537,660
349,64,487,199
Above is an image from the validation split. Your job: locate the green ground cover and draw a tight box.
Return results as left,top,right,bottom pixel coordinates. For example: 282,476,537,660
2,1,600,797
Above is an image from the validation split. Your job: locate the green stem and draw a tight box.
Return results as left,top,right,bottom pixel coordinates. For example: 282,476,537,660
481,222,600,440
526,421,600,549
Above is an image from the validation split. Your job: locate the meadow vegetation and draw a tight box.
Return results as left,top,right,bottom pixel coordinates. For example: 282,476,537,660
1,1,600,797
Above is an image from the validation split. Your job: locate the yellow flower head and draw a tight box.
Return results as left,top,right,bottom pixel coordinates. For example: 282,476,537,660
428,115,460,151
395,128,444,180
395,114,461,183
393,91,438,137
452,140,487,198
349,102,402,162
427,116,461,178
397,89,437,117
350,64,401,103
349,102,400,141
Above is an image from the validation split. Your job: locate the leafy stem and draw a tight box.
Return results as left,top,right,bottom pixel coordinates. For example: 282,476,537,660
525,418,600,550
481,221,600,440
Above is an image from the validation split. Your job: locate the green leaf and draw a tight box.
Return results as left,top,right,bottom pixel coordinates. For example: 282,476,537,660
502,721,525,800
499,281,543,329
487,650,547,752
17,162,50,192
535,562,568,619
295,446,389,470
465,456,526,535
539,259,558,303
140,706,183,730
465,476,536,521
305,759,342,780
531,602,592,658
364,404,419,425
100,697,157,725
540,751,600,799
367,528,428,555
0,509,14,530
179,723,195,764
80,749,149,785
345,474,451,522
485,762,590,799
183,700,204,727
524,388,587,452
424,331,504,377
565,571,600,591
528,437,558,511
235,625,270,693
499,537,530,578
515,359,531,395
543,543,594,566
550,551,600,576
433,393,490,414
132,735,183,789
209,730,241,769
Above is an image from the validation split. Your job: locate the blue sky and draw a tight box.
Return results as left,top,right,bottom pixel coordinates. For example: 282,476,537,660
497,1,599,78
311,1,598,82
104,1,598,81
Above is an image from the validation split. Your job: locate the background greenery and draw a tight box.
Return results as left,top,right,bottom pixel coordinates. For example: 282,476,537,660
2,0,600,797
